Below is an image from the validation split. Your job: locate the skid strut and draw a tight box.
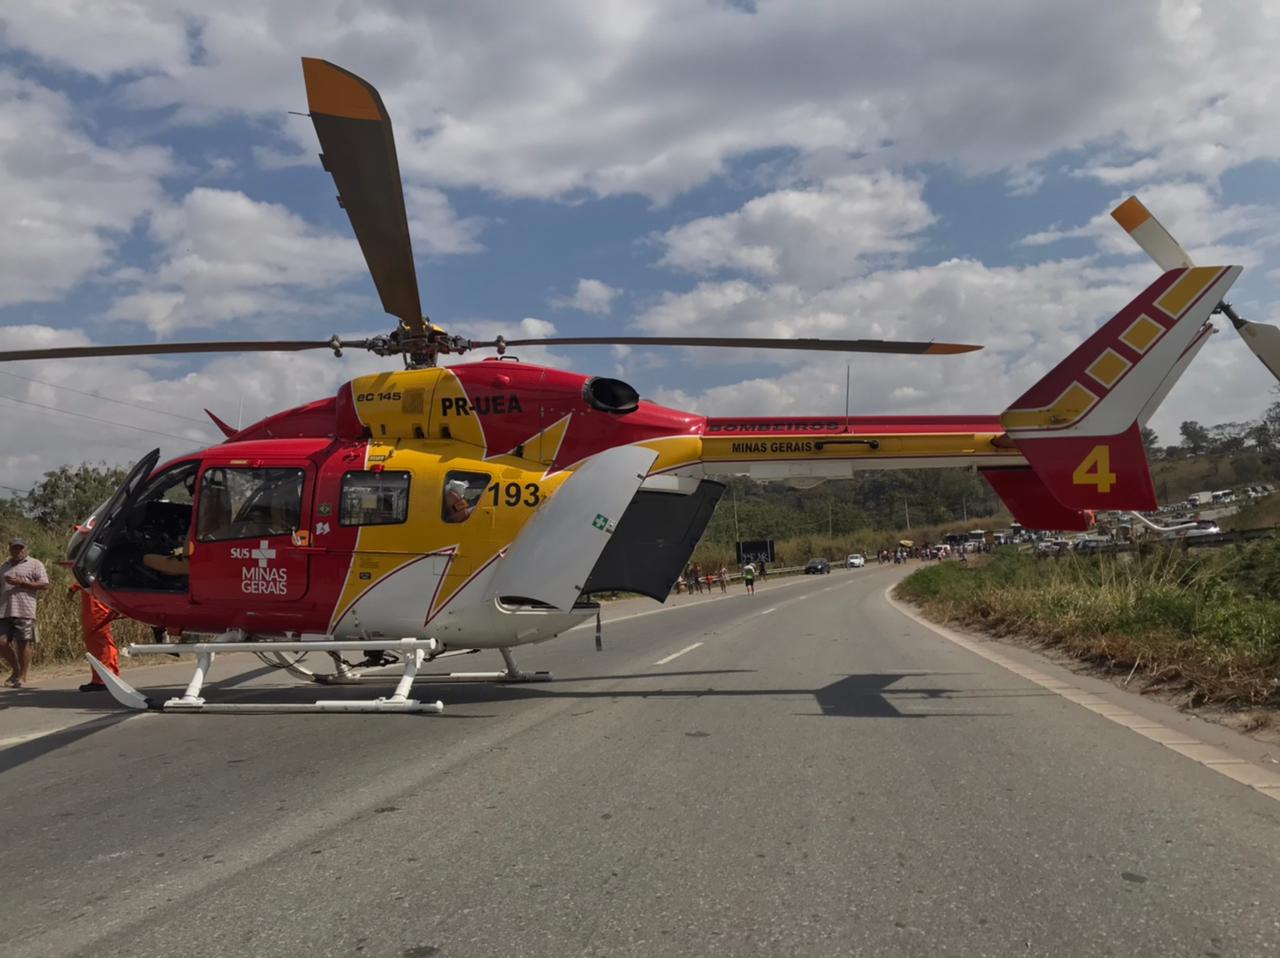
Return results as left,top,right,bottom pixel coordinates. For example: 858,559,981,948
91,635,446,714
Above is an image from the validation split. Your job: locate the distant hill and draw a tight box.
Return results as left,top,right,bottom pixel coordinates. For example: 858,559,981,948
1149,450,1279,507
699,468,1004,547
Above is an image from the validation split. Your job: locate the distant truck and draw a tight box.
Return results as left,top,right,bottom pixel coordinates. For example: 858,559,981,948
1189,490,1214,507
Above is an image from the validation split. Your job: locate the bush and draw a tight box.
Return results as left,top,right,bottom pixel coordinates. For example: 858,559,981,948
897,544,1280,706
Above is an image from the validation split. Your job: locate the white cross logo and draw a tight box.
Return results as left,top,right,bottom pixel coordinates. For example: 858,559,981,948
250,540,276,567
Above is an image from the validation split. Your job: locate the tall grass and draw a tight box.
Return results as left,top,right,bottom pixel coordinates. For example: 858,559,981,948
897,543,1280,706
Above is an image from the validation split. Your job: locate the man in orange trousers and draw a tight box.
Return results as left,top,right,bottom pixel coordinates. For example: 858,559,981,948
70,583,120,693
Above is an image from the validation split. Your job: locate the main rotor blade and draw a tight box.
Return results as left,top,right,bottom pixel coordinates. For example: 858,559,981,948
475,336,981,354
0,340,361,362
302,58,424,336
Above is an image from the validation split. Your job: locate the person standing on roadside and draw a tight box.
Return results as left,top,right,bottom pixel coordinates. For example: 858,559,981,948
758,559,768,582
0,538,49,688
70,582,121,692
742,561,756,595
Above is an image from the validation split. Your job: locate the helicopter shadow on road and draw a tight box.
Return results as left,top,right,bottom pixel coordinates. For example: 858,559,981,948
187,668,1048,719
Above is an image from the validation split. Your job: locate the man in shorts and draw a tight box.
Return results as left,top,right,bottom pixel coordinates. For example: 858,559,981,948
0,538,49,688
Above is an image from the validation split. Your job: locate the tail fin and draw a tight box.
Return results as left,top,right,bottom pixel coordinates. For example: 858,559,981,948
1001,265,1240,511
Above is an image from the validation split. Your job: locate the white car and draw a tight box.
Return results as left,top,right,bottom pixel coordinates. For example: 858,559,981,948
846,554,865,568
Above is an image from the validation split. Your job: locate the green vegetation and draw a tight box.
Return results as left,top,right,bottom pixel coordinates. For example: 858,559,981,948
677,464,1012,570
896,545,1280,707
1224,492,1280,531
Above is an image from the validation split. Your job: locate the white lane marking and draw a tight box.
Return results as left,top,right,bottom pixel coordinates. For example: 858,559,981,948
0,731,55,749
884,585,1280,803
0,711,146,751
567,571,850,632
761,608,776,615
653,642,704,666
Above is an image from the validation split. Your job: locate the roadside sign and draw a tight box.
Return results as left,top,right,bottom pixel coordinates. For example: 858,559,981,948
736,539,775,564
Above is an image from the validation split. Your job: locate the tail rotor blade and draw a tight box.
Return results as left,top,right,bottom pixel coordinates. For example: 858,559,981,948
1112,194,1280,384
1238,320,1280,381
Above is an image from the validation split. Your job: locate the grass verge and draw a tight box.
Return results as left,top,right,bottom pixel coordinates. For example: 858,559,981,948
895,544,1280,709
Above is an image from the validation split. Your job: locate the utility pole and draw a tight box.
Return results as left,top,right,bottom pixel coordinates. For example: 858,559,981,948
828,499,833,537
731,483,741,545
904,499,911,530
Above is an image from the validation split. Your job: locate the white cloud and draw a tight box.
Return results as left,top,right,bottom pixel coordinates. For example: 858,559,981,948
5,1,1279,201
1021,182,1275,266
637,253,1280,450
404,186,486,255
106,187,366,334
550,278,620,314
658,172,933,287
0,1,190,80
0,71,171,306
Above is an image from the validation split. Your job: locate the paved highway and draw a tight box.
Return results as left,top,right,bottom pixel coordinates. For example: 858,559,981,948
2,564,1279,957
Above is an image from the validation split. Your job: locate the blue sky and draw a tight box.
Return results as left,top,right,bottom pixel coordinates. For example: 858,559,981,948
0,0,1278,491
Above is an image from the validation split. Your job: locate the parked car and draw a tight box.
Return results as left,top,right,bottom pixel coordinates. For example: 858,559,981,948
846,554,865,568
804,558,832,574
1072,537,1116,554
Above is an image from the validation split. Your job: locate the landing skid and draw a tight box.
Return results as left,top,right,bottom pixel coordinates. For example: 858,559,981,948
92,636,444,714
90,637,551,715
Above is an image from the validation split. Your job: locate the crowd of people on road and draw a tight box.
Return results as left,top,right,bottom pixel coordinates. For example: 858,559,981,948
676,559,773,596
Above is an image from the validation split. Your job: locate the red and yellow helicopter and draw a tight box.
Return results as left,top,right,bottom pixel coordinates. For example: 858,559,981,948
7,60,1241,713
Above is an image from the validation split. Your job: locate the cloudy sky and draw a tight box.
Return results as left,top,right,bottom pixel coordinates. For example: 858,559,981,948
0,0,1277,494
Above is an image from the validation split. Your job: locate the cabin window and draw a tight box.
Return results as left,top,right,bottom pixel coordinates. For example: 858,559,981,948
442,470,490,523
340,471,411,526
196,467,305,542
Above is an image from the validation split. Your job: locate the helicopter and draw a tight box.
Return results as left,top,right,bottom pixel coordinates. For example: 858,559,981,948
9,59,1240,714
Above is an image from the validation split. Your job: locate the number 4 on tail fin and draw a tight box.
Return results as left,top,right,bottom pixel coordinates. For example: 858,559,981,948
1071,445,1116,494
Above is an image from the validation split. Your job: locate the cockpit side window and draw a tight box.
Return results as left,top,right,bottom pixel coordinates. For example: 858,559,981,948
442,470,489,524
197,467,305,542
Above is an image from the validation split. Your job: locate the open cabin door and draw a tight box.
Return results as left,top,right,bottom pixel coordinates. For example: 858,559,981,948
492,445,658,610
70,448,161,589
189,462,314,606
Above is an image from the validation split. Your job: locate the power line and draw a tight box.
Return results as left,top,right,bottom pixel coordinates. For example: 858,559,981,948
0,369,210,425
0,392,212,444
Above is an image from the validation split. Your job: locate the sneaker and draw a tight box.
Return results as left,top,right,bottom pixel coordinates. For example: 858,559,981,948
79,682,108,692
3,676,18,688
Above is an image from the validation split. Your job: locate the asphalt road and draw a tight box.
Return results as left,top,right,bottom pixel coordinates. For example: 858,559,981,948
3,564,1279,957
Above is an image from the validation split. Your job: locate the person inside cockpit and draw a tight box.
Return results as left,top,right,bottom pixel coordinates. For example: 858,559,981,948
443,479,472,523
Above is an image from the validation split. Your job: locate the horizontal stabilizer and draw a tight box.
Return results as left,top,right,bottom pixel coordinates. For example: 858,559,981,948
980,468,1091,532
